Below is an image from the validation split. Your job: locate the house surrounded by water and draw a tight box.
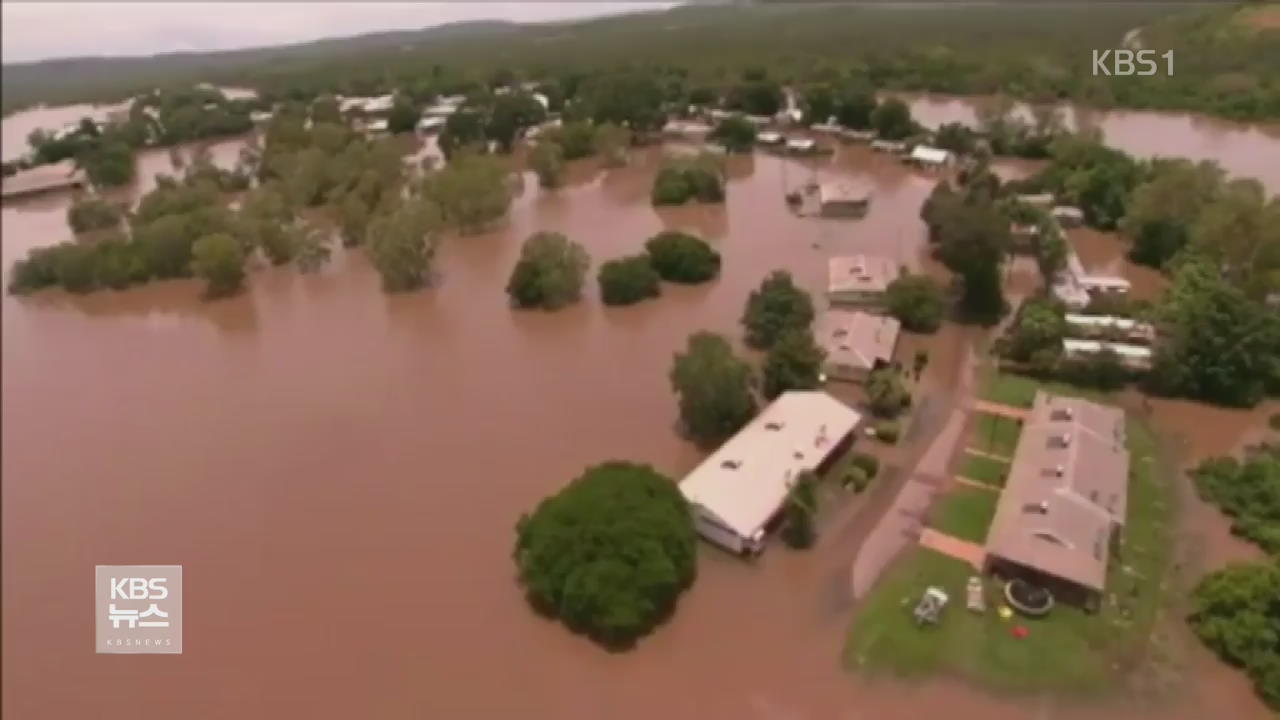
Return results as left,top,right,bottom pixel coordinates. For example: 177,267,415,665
679,391,861,555
983,392,1130,607
815,309,901,382
827,254,898,307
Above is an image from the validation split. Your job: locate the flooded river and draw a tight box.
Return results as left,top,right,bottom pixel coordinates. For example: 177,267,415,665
2,98,1277,719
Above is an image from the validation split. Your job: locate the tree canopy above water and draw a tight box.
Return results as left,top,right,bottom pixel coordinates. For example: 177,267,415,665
513,461,697,647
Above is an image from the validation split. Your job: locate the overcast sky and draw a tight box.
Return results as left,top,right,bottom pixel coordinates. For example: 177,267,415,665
1,2,675,64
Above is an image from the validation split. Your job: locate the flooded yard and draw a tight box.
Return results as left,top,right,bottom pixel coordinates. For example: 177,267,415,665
1,98,1277,719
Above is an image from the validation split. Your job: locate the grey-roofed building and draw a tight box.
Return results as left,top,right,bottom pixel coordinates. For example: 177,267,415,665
1,160,87,200
818,183,872,218
983,392,1129,607
816,309,901,382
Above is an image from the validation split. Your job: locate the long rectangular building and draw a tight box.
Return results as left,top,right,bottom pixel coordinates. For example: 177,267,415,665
983,392,1129,606
679,391,861,554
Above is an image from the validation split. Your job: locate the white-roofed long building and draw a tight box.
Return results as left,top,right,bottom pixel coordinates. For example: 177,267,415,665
679,391,861,554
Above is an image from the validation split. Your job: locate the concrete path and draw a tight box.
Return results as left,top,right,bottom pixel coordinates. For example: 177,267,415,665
953,475,999,492
850,406,968,598
918,528,987,569
962,447,1013,463
972,400,1029,421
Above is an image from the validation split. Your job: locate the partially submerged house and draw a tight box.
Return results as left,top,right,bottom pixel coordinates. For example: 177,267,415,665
1,160,87,200
1062,338,1153,370
784,137,818,154
1052,205,1085,228
679,391,861,555
1017,192,1056,209
907,145,953,170
870,139,907,154
817,183,872,218
826,254,898,307
984,393,1130,607
757,131,783,146
416,116,446,134
816,309,901,382
1064,314,1155,344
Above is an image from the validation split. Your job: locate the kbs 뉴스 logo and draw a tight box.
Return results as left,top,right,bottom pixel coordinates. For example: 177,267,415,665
95,565,182,654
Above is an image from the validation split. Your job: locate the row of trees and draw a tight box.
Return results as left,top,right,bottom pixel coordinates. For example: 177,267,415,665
921,162,1011,325
670,270,824,448
651,153,726,206
505,230,723,311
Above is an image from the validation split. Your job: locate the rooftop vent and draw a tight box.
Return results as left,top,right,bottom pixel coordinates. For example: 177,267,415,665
1023,501,1050,515
765,421,784,431
1048,433,1072,449
1055,464,1066,478
721,459,741,470
1050,407,1074,422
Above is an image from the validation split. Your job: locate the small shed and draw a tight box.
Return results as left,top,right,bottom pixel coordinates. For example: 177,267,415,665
908,145,953,169
1052,205,1085,228
818,185,872,219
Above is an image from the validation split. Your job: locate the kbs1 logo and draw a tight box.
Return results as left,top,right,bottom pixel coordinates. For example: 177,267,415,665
1092,49,1173,77
95,565,183,654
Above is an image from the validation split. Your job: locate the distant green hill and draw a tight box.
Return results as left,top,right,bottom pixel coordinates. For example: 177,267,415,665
4,4,1277,121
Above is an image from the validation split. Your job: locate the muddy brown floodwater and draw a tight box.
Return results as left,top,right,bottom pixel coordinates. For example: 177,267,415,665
3,98,1278,719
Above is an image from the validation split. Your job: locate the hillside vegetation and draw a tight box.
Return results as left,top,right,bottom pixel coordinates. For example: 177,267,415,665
4,4,1278,121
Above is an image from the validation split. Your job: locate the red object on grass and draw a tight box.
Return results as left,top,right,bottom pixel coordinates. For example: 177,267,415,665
1012,625,1029,638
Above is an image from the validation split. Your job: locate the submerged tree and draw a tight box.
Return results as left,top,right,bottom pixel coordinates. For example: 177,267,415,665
425,151,511,233
506,231,590,310
644,231,720,284
762,328,825,400
528,141,566,189
365,199,442,292
670,331,757,446
741,270,815,349
780,471,818,549
191,232,246,298
514,461,696,647
598,254,660,306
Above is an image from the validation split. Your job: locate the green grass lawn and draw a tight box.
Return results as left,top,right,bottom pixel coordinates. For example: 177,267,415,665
844,547,1113,693
970,413,1022,458
928,486,999,544
960,452,1011,488
983,373,1039,409
846,383,1178,696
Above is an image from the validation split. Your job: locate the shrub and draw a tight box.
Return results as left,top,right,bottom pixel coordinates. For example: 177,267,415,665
866,367,912,419
851,452,880,479
875,420,901,444
514,461,696,646
644,231,720,284
844,466,871,492
598,254,660,306
506,231,590,310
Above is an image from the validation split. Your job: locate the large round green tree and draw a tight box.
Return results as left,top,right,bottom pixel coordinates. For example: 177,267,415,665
514,462,697,647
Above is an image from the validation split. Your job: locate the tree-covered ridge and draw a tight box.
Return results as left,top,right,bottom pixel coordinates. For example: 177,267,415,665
5,5,1277,122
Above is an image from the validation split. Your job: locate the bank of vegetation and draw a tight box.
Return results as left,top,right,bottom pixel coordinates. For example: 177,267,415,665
911,122,1280,409
5,86,262,188
1187,445,1280,711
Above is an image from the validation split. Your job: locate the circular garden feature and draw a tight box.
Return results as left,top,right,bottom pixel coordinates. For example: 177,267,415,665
1005,578,1054,617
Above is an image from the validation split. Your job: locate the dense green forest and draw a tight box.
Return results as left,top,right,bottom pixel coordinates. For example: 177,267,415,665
4,4,1279,121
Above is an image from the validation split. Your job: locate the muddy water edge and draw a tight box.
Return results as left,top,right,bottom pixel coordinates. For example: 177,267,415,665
3,99,1278,719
